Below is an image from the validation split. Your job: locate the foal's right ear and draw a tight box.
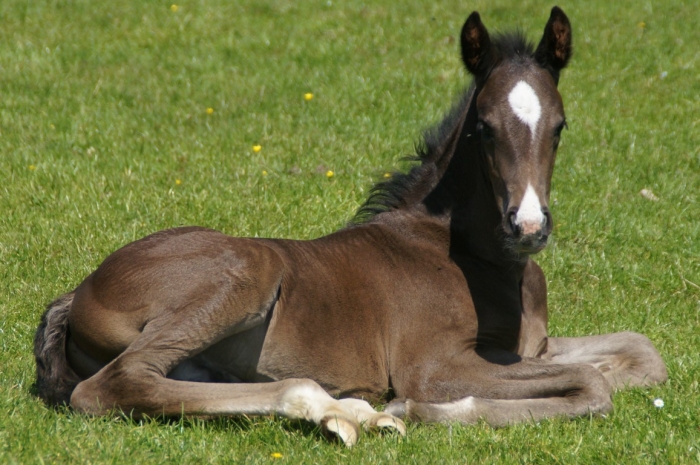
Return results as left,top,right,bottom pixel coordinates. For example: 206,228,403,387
460,12,493,79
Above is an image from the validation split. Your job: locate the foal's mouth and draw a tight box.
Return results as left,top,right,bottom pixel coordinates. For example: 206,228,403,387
501,231,549,256
513,234,549,255
501,208,552,256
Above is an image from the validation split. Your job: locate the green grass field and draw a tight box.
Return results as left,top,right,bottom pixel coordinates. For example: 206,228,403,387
1,0,698,463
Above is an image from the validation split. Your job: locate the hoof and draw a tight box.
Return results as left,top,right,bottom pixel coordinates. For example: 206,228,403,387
322,415,359,447
383,400,407,418
369,413,407,436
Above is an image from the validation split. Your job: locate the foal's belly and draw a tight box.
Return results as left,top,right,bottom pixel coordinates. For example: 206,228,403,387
190,325,272,383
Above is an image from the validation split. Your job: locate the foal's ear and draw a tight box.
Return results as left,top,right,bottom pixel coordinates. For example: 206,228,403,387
535,6,572,83
460,12,493,79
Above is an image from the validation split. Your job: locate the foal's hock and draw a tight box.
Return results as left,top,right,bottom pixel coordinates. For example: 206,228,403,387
34,7,666,447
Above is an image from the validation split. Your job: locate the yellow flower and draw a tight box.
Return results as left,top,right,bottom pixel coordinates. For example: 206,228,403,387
326,170,334,178
170,4,179,12
637,21,646,29
271,452,283,459
206,107,214,115
383,172,391,178
253,145,262,153
175,179,182,185
29,165,36,171
262,170,268,176
304,93,314,101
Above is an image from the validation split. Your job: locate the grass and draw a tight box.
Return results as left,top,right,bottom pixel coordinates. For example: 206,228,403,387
1,0,698,463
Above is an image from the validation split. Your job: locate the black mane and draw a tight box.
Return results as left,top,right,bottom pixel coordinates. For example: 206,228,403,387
352,31,536,224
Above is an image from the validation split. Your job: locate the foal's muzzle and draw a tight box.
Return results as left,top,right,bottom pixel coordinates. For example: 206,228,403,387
504,206,552,254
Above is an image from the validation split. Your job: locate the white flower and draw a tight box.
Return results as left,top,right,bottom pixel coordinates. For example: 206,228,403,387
653,398,664,408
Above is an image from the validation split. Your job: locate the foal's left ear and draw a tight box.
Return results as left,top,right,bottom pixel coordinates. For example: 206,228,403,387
535,6,572,83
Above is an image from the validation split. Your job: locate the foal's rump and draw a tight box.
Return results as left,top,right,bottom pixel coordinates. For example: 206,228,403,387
36,225,405,406
35,227,288,405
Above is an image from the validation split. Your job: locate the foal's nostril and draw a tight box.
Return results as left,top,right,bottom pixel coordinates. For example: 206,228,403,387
542,208,553,234
507,210,520,236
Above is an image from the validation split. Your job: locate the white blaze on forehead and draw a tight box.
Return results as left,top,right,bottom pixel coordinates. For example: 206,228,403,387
508,81,541,135
515,183,544,228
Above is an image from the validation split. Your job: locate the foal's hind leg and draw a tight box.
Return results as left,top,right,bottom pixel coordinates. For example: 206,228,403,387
542,333,667,390
73,372,403,446
69,244,403,446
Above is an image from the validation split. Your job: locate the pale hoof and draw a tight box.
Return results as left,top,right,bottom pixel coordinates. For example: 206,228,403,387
322,415,359,447
367,413,407,436
337,398,406,437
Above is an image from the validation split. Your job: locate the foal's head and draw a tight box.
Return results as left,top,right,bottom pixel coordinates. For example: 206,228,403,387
462,7,572,255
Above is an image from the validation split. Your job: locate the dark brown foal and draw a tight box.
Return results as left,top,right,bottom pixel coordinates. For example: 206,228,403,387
35,7,666,447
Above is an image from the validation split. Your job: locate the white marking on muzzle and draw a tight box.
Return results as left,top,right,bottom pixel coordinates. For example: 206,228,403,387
515,183,544,234
508,81,541,135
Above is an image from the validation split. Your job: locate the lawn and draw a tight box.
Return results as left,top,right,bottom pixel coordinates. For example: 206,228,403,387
1,0,698,463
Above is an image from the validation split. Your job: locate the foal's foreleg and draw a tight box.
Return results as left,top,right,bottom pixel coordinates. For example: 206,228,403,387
517,259,548,357
387,358,613,426
542,332,667,390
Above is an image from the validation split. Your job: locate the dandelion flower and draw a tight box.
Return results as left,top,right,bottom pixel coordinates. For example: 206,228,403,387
271,452,283,459
383,172,391,179
175,179,182,185
171,4,179,12
253,145,262,153
262,170,268,176
206,107,214,115
326,170,334,178
304,93,314,101
653,398,664,408
29,165,36,171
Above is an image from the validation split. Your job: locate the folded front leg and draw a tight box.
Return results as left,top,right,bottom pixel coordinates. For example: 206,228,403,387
387,356,613,426
542,332,667,390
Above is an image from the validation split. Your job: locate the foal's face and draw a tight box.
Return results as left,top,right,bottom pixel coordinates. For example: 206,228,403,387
460,7,572,256
477,63,566,255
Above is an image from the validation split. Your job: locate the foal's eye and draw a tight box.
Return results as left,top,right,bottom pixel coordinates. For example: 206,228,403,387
554,120,568,137
477,121,494,142
553,120,567,150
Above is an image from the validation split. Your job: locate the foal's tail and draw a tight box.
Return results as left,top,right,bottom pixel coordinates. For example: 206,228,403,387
33,293,81,407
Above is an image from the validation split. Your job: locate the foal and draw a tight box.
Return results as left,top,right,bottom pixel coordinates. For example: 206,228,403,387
35,7,666,446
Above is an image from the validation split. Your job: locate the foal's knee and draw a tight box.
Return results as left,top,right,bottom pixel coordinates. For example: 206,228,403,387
574,364,613,414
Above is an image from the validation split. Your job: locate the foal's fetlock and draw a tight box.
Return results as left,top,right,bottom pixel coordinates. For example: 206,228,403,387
576,366,614,416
